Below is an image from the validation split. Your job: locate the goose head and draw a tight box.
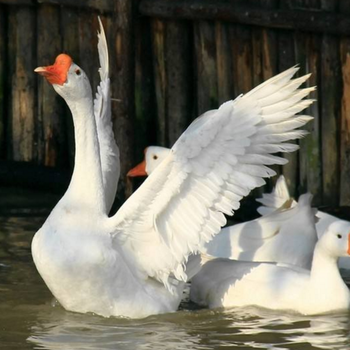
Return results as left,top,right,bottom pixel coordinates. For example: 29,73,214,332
35,54,92,101
319,221,350,258
127,146,171,177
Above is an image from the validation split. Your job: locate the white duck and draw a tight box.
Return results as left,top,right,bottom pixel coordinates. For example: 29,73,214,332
128,149,317,269
32,23,314,319
190,219,350,315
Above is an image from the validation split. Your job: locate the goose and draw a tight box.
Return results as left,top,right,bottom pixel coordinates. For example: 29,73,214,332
190,217,350,315
32,20,314,318
128,151,317,269
257,175,350,270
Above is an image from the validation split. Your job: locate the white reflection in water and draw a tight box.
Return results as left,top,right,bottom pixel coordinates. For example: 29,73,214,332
27,303,350,350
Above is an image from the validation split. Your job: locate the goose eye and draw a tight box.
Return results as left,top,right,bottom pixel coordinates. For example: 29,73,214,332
153,155,158,160
337,234,342,239
75,69,81,76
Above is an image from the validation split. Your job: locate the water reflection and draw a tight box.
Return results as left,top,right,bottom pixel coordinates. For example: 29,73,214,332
2,216,350,350
27,304,350,350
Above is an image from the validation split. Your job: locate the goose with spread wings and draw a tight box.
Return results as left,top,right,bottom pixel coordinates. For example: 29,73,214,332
32,19,314,318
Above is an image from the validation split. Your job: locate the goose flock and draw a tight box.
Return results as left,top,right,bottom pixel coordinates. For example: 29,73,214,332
32,18,350,319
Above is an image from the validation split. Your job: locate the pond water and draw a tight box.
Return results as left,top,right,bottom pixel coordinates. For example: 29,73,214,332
1,215,350,350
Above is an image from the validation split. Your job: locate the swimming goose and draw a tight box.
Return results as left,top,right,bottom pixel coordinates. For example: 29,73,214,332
32,27,314,318
190,218,350,315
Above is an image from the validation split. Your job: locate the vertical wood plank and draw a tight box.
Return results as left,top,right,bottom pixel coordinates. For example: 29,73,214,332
112,0,135,198
151,19,167,145
320,0,341,207
134,16,157,156
339,0,350,205
278,1,298,198
37,4,65,167
295,0,322,206
231,24,252,95
60,7,80,167
7,6,36,162
0,6,5,157
216,21,233,104
260,0,279,192
194,21,218,115
165,21,192,146
79,14,99,94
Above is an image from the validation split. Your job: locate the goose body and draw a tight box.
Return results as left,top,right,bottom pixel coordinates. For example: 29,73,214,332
32,19,314,318
190,220,350,315
257,175,350,270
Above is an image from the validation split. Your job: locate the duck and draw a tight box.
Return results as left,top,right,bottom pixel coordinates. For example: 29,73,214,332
128,152,317,269
31,17,314,318
190,218,350,315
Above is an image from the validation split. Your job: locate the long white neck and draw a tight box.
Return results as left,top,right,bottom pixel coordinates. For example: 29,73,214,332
62,97,106,214
309,243,348,296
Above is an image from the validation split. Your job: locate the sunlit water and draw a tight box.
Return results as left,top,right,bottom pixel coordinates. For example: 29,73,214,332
1,216,350,350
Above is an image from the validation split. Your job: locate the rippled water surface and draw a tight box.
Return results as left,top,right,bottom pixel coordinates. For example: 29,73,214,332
1,216,350,350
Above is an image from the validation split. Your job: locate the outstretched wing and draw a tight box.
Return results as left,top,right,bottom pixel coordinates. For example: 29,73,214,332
108,67,314,292
256,175,297,215
94,17,120,212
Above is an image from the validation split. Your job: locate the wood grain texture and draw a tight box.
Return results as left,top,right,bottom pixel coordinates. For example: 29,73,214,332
139,0,350,36
339,0,350,206
60,7,80,167
294,0,322,206
7,6,36,162
37,4,65,167
0,6,5,157
278,0,298,198
166,21,192,146
194,20,218,115
320,0,341,207
151,19,167,145
111,0,135,198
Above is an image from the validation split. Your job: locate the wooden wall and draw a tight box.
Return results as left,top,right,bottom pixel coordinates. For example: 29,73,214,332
0,0,350,209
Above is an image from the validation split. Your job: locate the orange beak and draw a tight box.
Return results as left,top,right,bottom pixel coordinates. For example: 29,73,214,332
127,160,147,177
34,53,72,85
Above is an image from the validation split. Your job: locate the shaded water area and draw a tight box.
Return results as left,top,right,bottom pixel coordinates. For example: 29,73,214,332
1,193,350,349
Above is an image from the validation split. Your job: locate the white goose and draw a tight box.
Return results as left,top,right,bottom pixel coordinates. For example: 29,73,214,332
128,149,317,269
190,219,350,315
257,175,350,270
32,19,314,317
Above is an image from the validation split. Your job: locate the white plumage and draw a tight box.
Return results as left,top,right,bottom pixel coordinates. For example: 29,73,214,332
32,20,314,318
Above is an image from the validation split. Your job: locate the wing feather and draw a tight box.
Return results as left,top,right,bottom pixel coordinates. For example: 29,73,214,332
94,17,120,212
109,67,313,292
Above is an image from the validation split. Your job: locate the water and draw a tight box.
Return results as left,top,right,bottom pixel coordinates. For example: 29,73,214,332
1,216,350,350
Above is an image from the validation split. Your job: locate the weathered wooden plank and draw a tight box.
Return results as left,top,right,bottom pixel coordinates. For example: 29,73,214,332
8,6,36,162
215,21,233,104
166,21,192,146
194,20,218,115
320,0,341,207
278,0,298,197
78,14,99,93
111,0,135,198
0,0,113,13
134,16,157,157
0,6,5,158
139,0,350,36
60,7,79,167
0,0,34,5
294,0,322,206
339,0,350,206
37,4,65,167
151,19,167,145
